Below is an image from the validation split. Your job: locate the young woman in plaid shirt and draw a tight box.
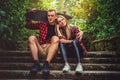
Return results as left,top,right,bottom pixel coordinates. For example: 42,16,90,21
55,15,87,73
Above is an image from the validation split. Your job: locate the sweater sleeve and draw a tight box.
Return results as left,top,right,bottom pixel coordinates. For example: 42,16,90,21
71,26,80,37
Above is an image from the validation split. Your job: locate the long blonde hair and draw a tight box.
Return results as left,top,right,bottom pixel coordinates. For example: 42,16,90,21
55,15,71,39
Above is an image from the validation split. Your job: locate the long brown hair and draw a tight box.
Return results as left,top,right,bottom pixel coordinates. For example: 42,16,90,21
56,15,71,39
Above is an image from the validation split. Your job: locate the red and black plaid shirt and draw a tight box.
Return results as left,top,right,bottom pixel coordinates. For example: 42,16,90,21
26,21,52,45
59,26,88,55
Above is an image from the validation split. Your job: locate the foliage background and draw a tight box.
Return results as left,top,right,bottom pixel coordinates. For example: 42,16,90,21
0,0,120,51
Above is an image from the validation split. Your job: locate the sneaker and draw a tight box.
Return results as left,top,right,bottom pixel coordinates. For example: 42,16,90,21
75,64,83,73
30,62,41,73
62,64,71,73
42,60,50,75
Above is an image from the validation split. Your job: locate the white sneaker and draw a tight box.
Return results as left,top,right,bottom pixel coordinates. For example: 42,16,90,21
62,64,71,73
75,64,83,73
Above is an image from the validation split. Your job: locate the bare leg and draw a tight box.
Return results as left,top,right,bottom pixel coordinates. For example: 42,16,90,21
46,36,59,63
42,36,59,75
28,36,43,73
28,36,42,60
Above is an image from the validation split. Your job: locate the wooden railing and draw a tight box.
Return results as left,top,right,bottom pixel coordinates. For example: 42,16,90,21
91,35,120,52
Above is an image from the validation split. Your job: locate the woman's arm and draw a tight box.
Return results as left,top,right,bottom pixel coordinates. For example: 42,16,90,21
56,25,73,43
76,30,83,41
72,26,83,41
56,25,63,37
59,38,73,43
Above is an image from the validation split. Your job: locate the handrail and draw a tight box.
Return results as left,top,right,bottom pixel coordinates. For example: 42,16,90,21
92,35,120,43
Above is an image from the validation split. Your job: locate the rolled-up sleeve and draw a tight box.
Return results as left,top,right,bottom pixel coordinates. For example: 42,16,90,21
26,20,41,29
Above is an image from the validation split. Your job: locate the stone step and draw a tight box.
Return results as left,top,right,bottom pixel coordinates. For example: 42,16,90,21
0,70,120,80
0,79,65,80
0,51,30,56
0,78,67,80
0,63,120,71
0,51,119,80
0,51,119,58
0,56,120,63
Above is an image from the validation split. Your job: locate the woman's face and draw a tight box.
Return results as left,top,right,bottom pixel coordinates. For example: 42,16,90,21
57,17,66,28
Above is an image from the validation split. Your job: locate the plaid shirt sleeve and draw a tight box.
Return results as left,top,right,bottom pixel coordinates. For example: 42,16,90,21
71,26,88,55
73,26,80,35
71,26,81,39
26,19,41,29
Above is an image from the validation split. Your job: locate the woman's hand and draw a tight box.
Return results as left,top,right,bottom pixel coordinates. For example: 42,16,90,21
76,31,83,41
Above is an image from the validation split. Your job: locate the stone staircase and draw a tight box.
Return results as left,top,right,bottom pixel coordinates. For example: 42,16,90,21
0,51,120,80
